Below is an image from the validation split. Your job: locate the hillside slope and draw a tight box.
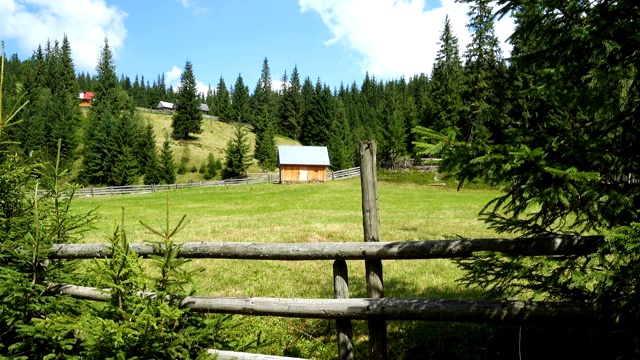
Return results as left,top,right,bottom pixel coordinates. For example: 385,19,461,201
140,110,299,182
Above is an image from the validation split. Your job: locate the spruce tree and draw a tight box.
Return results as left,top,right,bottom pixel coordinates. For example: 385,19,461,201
214,77,231,121
327,98,355,170
158,134,176,184
252,58,278,171
279,65,303,140
171,60,202,139
230,74,250,123
427,15,465,134
460,0,505,144
222,125,252,179
379,82,407,169
301,79,332,146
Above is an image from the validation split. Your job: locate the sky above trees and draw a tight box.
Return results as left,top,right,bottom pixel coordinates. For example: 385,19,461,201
0,0,514,93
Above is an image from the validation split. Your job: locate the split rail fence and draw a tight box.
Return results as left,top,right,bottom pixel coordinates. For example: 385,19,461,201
45,143,614,359
74,167,361,197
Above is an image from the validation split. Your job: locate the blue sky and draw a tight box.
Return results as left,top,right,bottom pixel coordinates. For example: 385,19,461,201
0,0,514,94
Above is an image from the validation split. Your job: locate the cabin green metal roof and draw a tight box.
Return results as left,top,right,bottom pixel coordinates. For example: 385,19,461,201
278,146,331,166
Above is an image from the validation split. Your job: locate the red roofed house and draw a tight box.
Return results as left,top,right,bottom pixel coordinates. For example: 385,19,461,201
79,92,94,108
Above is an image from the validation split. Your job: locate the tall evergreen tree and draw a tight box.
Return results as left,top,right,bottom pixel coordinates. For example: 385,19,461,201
252,58,278,171
279,65,303,140
379,82,407,169
327,97,355,170
300,79,332,146
460,0,505,144
427,16,465,134
158,134,176,184
214,77,231,121
172,60,202,139
222,125,252,179
45,35,80,168
230,74,250,123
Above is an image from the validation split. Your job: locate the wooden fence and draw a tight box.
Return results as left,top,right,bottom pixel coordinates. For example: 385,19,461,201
75,167,361,197
43,144,614,359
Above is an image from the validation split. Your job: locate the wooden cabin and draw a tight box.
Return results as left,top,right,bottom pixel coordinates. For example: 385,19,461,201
78,92,94,108
278,146,330,183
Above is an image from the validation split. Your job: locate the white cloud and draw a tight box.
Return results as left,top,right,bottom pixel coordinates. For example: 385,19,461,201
0,0,127,73
299,0,514,78
165,65,208,96
165,65,183,87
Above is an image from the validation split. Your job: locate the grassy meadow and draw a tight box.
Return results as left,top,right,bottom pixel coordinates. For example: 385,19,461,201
71,175,507,358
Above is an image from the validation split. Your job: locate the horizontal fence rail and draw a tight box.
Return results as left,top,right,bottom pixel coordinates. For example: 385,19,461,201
73,167,361,197
45,283,610,326
50,235,603,260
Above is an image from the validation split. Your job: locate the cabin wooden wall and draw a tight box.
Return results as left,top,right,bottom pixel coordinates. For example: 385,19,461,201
279,165,327,182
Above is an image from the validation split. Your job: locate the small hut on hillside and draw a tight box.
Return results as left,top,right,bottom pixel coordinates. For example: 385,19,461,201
278,146,330,183
157,101,175,111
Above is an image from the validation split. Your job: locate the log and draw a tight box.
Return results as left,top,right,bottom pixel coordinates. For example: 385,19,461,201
334,260,354,360
359,141,387,359
44,283,613,326
48,236,603,260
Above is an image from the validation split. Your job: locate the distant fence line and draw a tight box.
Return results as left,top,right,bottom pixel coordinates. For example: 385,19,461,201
75,167,361,197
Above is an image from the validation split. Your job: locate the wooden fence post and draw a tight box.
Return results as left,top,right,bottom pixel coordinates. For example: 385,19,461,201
359,141,387,360
334,260,354,360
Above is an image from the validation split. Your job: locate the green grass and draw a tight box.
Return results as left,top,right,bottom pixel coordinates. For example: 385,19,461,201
71,177,503,358
140,110,300,183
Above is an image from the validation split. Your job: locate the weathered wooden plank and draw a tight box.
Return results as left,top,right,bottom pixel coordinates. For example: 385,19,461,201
49,236,603,260
45,283,612,326
334,260,354,360
360,141,387,360
207,350,306,360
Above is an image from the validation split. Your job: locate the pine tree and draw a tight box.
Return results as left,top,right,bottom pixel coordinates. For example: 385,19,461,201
230,74,250,123
427,15,465,134
222,125,252,179
214,77,231,121
327,98,355,170
380,82,407,169
279,65,303,140
460,0,505,144
45,35,80,168
172,60,202,139
158,134,176,184
252,58,278,171
301,79,332,146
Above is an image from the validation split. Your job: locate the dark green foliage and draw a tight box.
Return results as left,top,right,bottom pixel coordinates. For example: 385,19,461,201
379,82,407,169
252,58,278,171
177,144,191,175
426,16,465,134
327,98,354,170
82,39,141,186
203,152,222,180
172,60,203,139
214,77,231,121
300,79,332,146
459,0,506,144
159,134,176,184
222,125,252,179
416,0,640,329
230,74,250,124
278,66,304,140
